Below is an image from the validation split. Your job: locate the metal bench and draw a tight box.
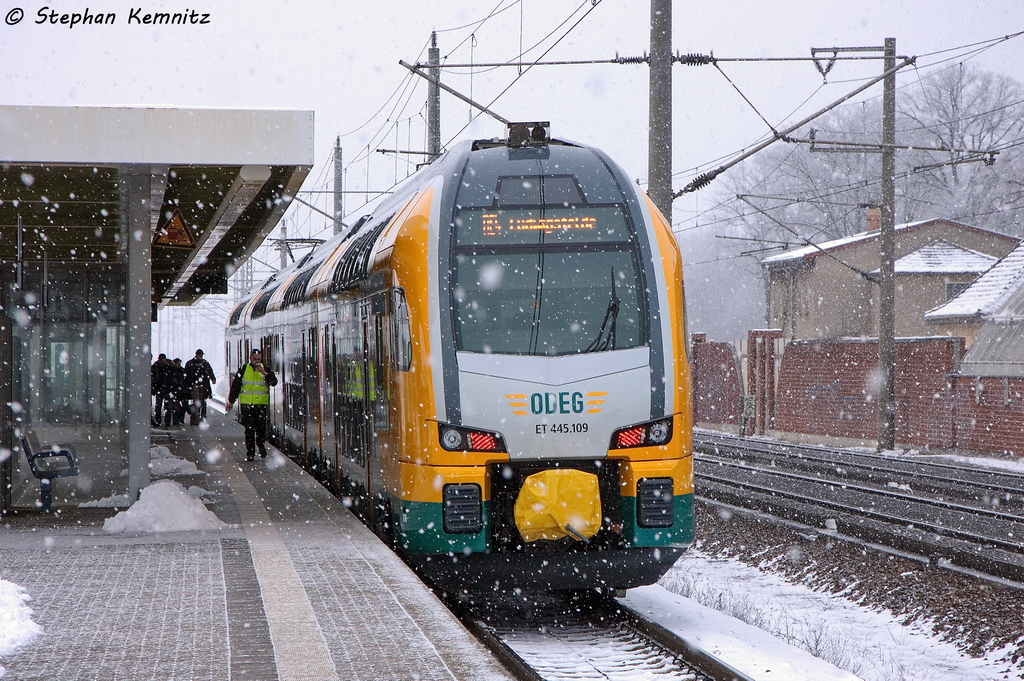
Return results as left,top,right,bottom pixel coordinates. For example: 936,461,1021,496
19,431,78,513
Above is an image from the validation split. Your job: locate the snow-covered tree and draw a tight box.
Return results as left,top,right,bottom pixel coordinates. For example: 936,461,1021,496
684,65,1024,340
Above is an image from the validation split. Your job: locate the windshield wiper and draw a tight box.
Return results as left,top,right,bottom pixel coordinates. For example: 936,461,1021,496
583,269,619,353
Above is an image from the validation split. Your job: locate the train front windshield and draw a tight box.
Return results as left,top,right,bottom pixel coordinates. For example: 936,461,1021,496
452,205,645,356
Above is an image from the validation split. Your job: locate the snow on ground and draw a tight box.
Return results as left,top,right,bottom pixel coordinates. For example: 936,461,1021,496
850,445,1024,476
102,479,229,533
625,584,858,681
0,580,42,678
927,452,1024,475
651,549,1013,681
78,494,131,509
147,445,200,477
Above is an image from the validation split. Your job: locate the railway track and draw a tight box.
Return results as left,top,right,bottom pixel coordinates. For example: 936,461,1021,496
695,430,1024,508
448,590,752,681
693,429,1024,583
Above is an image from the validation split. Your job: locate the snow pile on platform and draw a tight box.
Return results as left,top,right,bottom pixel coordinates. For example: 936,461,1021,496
81,485,214,509
186,486,217,503
148,445,200,477
79,494,131,508
102,480,227,533
0,580,41,677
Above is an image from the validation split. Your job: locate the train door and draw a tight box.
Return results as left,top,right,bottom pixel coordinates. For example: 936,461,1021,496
363,292,390,533
321,324,337,490
224,341,231,390
332,322,346,492
298,329,308,461
271,334,282,437
306,325,321,470
358,299,374,524
260,334,277,440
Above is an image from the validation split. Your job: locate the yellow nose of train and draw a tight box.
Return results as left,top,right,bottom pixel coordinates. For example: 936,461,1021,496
513,469,603,542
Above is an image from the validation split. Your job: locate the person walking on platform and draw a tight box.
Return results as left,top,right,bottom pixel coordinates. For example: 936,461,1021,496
226,348,277,460
184,349,216,425
163,358,187,426
151,353,170,427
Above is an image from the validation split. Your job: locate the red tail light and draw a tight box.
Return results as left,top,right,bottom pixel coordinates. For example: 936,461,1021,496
468,432,499,451
616,426,645,448
610,417,673,449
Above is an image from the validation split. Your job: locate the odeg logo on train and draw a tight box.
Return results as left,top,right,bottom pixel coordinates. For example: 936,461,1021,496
506,391,606,415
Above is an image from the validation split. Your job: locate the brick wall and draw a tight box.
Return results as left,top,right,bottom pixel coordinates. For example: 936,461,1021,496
698,333,1024,455
893,339,957,448
691,338,742,425
774,337,958,448
952,377,1024,455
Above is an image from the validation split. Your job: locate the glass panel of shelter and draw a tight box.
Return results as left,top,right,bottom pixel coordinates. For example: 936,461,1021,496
4,262,128,510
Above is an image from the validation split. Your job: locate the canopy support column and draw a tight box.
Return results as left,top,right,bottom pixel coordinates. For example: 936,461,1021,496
120,165,153,502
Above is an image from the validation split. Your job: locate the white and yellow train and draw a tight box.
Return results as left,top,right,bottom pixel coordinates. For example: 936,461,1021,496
226,124,694,591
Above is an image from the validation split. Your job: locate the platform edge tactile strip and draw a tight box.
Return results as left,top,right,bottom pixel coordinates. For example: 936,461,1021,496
217,454,341,681
222,537,280,681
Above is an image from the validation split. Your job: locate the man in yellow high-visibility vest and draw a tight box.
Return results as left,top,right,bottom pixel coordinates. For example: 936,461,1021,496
226,348,278,460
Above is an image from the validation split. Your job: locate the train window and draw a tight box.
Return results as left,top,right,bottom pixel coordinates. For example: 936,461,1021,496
496,176,541,205
494,175,583,207
454,205,630,245
453,248,643,356
261,336,274,373
541,176,584,206
392,288,411,371
275,334,283,378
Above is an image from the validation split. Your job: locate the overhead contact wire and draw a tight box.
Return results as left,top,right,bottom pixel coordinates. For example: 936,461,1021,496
443,0,602,148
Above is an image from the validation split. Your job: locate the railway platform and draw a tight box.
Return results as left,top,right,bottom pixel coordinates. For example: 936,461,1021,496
0,409,512,681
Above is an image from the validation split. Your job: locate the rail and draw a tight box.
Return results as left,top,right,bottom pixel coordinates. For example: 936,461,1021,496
448,590,754,681
694,430,1024,585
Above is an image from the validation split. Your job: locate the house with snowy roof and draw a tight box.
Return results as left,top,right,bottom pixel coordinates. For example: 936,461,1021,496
926,243,1024,375
761,216,1018,340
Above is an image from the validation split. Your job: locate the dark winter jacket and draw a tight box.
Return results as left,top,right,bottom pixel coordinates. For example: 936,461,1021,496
151,359,171,396
164,364,187,400
184,357,216,400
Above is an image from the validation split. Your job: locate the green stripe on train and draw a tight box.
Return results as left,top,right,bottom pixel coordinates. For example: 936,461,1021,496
620,493,694,548
395,497,490,554
396,494,693,553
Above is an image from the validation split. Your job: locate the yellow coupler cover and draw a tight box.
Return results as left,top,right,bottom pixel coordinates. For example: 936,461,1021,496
514,469,602,542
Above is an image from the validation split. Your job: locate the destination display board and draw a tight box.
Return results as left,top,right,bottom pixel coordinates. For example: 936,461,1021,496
455,206,630,245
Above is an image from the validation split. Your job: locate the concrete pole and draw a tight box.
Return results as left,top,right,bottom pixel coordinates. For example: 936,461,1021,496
333,136,344,234
648,0,673,220
280,222,289,270
427,32,441,161
877,38,897,451
120,165,152,502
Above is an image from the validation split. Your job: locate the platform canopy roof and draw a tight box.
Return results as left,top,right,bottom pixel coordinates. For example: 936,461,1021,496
0,105,313,305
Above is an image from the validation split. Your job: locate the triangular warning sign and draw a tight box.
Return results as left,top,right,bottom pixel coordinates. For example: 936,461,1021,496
153,209,196,249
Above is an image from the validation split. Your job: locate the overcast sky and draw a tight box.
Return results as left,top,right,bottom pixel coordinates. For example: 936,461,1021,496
3,0,1022,255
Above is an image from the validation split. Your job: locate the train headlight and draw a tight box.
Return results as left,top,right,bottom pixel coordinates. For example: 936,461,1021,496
438,423,507,452
609,417,673,449
441,428,463,450
649,420,670,444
